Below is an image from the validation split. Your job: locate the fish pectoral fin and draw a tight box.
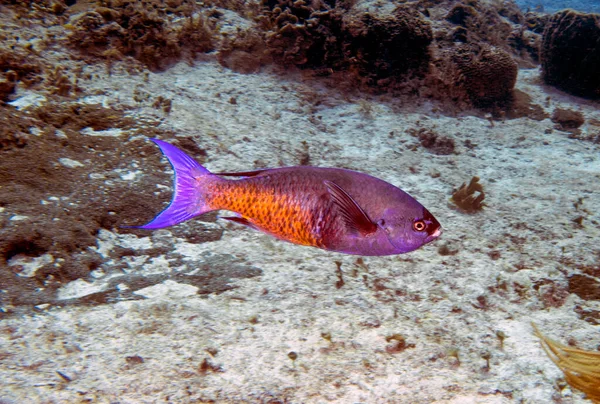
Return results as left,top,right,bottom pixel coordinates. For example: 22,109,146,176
324,180,377,236
220,216,259,230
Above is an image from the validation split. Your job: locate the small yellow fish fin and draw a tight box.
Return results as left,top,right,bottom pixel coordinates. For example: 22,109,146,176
324,180,377,236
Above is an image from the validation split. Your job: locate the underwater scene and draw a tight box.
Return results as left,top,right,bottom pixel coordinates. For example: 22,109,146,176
0,0,599,402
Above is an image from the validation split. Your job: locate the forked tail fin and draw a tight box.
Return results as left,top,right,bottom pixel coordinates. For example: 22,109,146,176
135,138,213,229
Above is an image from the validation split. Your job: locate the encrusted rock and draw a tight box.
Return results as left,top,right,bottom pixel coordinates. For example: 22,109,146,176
450,44,518,106
343,6,433,83
260,2,432,84
541,10,600,99
261,0,344,67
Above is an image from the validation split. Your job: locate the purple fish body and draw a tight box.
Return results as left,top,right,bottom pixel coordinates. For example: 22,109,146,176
135,139,442,256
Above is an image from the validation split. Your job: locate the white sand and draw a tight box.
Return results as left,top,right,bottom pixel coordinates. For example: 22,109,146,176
1,59,599,403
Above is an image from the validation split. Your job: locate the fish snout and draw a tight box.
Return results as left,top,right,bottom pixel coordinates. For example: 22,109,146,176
425,226,442,243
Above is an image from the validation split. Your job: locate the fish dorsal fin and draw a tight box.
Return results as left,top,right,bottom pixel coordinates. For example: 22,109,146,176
215,170,267,177
324,180,377,236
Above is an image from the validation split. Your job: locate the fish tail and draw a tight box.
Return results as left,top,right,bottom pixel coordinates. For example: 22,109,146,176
136,138,213,229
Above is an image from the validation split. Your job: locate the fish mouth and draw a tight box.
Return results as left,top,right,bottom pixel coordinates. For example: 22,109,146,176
425,226,443,243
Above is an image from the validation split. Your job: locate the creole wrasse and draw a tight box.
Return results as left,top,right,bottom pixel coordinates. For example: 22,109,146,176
134,139,442,256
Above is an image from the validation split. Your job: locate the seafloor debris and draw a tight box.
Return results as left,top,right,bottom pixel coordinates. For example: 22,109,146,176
408,127,456,155
541,10,600,99
533,323,600,403
451,176,485,212
551,108,585,132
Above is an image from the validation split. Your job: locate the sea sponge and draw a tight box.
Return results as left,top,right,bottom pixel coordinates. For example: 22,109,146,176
541,10,600,99
449,44,517,106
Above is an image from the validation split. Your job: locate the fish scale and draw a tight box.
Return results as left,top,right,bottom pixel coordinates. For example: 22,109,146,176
206,175,328,247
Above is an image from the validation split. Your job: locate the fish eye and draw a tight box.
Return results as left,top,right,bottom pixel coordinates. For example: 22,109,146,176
378,219,386,226
413,220,426,232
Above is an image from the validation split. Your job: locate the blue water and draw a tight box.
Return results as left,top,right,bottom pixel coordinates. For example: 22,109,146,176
515,0,600,13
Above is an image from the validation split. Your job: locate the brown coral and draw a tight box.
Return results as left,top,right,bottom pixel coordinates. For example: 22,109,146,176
451,176,485,212
342,6,433,84
409,127,456,155
541,10,600,99
551,108,585,132
449,44,518,107
0,47,42,96
446,3,478,26
259,2,432,85
67,0,213,71
260,0,344,68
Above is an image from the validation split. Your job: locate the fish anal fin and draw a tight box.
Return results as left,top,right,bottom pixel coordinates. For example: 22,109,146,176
221,216,259,230
324,180,377,236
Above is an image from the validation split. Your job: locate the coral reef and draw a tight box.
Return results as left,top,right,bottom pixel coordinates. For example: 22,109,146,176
445,3,478,26
568,274,600,301
439,0,530,63
258,1,432,85
448,43,518,107
259,0,345,68
524,11,550,34
1,0,546,107
217,29,270,74
0,107,36,150
507,26,541,63
67,0,214,70
1,1,600,401
541,9,600,99
342,5,433,84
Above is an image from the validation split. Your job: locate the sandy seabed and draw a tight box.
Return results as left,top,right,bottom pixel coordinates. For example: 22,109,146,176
1,55,600,403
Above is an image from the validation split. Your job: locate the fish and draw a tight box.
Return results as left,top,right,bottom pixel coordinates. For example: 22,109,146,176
134,138,442,256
